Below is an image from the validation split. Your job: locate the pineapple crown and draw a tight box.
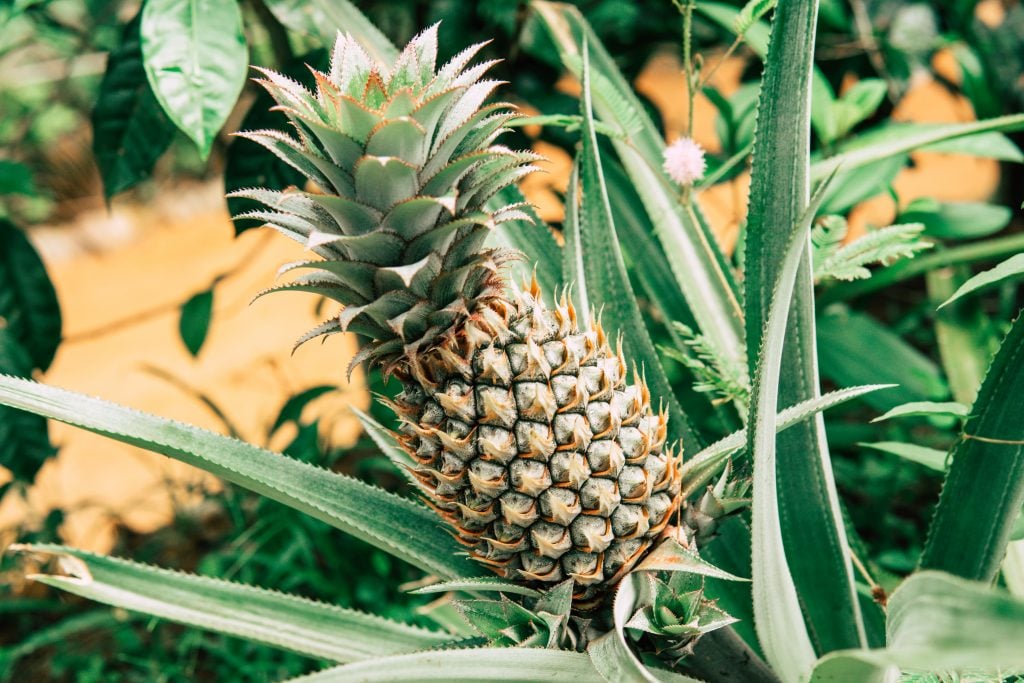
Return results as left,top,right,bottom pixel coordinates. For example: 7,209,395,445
231,25,540,375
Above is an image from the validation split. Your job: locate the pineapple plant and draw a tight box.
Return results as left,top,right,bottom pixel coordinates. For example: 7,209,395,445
4,1,1024,682
232,26,682,605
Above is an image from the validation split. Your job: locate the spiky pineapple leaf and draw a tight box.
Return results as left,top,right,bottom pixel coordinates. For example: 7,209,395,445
679,383,892,500
10,544,455,663
745,5,865,657
635,538,749,581
281,647,687,683
938,253,1024,310
747,162,839,679
140,0,248,160
588,574,703,683
531,2,745,371
921,311,1024,581
410,578,542,599
810,571,1024,680
574,45,701,453
92,12,176,199
0,375,482,581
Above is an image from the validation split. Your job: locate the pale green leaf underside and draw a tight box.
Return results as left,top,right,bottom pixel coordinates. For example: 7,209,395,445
284,647,610,682
860,442,948,472
0,375,480,580
11,543,454,663
871,401,969,423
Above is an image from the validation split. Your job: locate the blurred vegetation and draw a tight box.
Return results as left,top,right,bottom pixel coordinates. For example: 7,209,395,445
2,0,1023,680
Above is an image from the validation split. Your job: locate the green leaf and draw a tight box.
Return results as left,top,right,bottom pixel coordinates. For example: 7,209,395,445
92,12,176,199
271,384,336,432
821,232,1024,305
830,79,888,141
744,0,865,656
574,45,701,453
140,0,248,160
0,219,61,372
859,442,948,472
733,0,777,36
0,332,54,484
531,2,745,370
10,544,454,663
814,222,930,283
811,571,1024,679
939,253,1024,309
817,307,948,412
680,384,892,500
812,114,1024,182
0,375,481,581
635,538,750,582
920,312,1024,581
282,647,611,682
486,187,563,301
871,401,969,423
747,168,836,679
0,160,36,196
410,578,542,599
900,199,1013,241
179,288,213,357
263,0,398,64
589,574,683,683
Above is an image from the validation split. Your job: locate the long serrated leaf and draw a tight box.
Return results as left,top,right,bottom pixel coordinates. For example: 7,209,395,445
531,2,744,370
351,406,417,474
141,0,248,159
743,0,864,655
680,384,892,500
0,375,480,580
411,578,541,599
92,12,176,199
282,647,607,682
576,46,700,453
811,571,1024,680
920,311,1024,581
589,575,668,683
748,168,836,680
11,544,454,662
938,253,1024,309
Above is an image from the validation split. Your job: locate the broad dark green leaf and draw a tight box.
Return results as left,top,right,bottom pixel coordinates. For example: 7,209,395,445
0,375,480,581
179,288,213,357
141,0,248,160
920,311,1024,581
900,199,1012,241
0,219,61,372
744,0,864,655
575,49,701,453
92,12,176,199
272,385,336,433
0,160,36,196
0,332,54,484
12,544,454,663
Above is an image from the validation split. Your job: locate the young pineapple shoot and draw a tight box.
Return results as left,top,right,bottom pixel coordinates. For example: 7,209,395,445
232,26,683,606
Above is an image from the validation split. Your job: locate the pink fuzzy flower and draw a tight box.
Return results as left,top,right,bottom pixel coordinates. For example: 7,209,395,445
662,137,707,186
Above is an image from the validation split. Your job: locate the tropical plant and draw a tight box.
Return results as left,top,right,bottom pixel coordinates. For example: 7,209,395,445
3,1,1024,682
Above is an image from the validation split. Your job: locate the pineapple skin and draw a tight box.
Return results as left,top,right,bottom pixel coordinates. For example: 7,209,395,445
392,281,681,605
238,26,683,605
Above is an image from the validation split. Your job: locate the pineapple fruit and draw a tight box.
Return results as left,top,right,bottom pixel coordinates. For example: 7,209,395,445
233,26,682,605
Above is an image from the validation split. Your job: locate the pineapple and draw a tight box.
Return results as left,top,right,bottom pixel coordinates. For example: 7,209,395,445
233,25,682,605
